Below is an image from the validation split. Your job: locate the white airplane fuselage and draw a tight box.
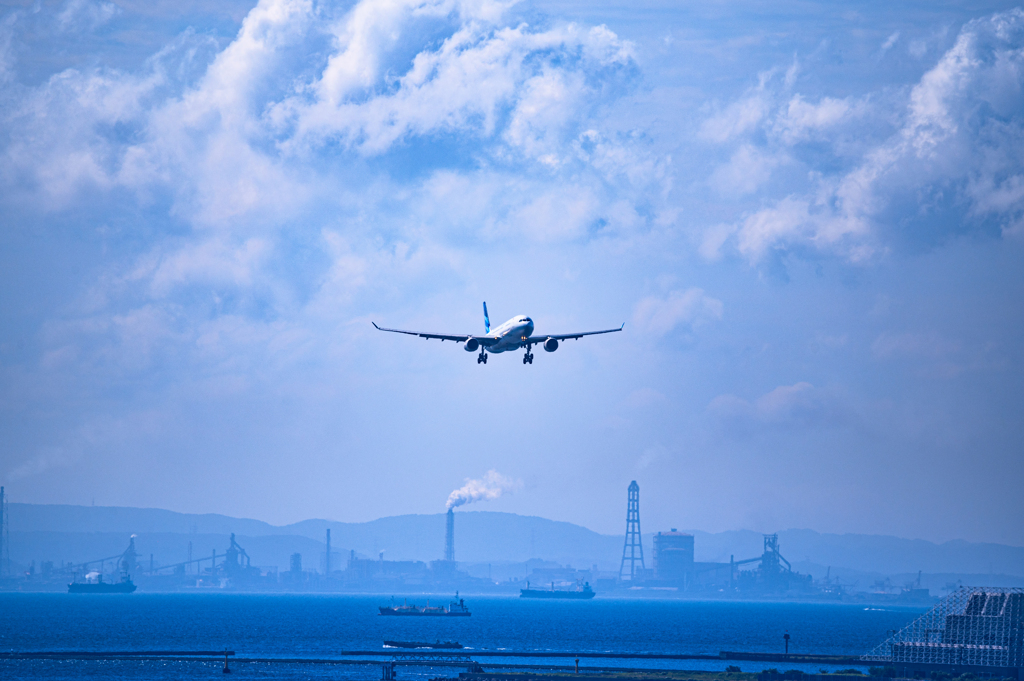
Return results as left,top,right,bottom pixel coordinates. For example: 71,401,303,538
483,315,535,353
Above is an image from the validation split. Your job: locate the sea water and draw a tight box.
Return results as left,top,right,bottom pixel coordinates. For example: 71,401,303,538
0,593,923,680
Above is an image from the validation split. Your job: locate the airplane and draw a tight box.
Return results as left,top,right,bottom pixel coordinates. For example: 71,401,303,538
373,303,623,364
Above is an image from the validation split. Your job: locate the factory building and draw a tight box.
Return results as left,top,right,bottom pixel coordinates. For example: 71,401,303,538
653,529,694,583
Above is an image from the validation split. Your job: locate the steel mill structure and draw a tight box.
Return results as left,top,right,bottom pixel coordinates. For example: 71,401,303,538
863,586,1024,678
653,529,694,582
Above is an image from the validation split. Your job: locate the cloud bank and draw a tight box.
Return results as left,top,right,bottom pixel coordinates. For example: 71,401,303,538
699,8,1024,263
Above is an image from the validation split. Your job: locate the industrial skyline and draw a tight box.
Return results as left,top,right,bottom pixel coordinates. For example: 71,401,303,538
6,487,1021,602
8,490,1023,598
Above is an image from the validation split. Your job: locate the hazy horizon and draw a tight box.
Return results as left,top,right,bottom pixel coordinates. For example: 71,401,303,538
2,0,1023,546
10,499,1024,551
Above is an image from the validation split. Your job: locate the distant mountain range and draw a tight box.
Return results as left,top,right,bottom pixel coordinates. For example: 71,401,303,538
7,503,1024,590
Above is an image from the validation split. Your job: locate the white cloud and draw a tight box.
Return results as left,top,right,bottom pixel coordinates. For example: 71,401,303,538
880,31,900,54
3,0,644,241
143,237,273,296
773,94,855,144
733,195,874,262
504,66,585,164
709,144,783,196
57,0,119,32
636,444,668,470
0,13,16,84
284,19,634,157
632,288,722,337
872,331,960,360
700,90,769,144
707,382,842,428
698,223,736,261
3,67,163,206
7,448,76,481
704,8,1024,263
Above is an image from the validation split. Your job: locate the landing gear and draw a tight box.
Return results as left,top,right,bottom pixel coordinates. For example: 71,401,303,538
477,351,488,364
523,346,534,364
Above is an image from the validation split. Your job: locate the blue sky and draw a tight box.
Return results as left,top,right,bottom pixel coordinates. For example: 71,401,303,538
1,0,1022,546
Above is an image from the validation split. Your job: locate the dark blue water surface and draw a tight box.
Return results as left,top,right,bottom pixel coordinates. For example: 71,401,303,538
0,593,922,680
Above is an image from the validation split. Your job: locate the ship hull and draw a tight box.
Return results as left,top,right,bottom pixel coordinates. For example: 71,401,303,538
383,641,463,649
378,608,470,616
68,581,137,594
520,589,595,599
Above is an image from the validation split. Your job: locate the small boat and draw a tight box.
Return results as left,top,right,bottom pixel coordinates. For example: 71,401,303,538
383,640,464,649
379,594,471,616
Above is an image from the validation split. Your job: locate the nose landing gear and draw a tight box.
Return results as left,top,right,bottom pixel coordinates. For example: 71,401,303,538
477,351,488,364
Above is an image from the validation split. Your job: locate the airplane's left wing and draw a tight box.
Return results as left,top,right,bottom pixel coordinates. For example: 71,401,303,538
372,322,498,345
527,323,624,343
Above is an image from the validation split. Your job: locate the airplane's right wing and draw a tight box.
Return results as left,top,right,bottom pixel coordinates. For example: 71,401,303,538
372,323,499,345
527,323,624,343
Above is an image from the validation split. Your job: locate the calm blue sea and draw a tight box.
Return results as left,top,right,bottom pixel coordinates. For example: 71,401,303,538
0,594,923,680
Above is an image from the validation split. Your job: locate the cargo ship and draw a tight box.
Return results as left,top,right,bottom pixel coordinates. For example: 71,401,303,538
383,640,464,649
520,580,595,599
69,536,138,593
68,572,137,594
379,595,471,616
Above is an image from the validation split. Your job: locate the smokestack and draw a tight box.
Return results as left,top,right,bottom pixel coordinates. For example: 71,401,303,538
444,508,455,562
325,528,331,576
0,486,5,577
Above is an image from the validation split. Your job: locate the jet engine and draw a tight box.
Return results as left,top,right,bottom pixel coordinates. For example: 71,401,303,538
543,338,559,352
464,338,479,352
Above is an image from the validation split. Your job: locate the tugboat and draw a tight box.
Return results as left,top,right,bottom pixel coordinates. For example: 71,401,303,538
68,537,138,594
520,579,595,599
379,593,471,616
383,640,464,649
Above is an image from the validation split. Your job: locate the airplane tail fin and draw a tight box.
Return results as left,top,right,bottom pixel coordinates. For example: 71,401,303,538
483,302,490,333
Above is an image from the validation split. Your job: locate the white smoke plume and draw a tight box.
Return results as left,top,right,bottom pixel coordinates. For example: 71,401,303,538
446,470,521,510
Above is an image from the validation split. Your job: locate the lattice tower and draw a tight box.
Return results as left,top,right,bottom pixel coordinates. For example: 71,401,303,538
863,586,1024,670
619,481,645,579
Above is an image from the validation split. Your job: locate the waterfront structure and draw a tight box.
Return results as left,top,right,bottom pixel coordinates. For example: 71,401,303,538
863,586,1024,678
619,481,645,580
